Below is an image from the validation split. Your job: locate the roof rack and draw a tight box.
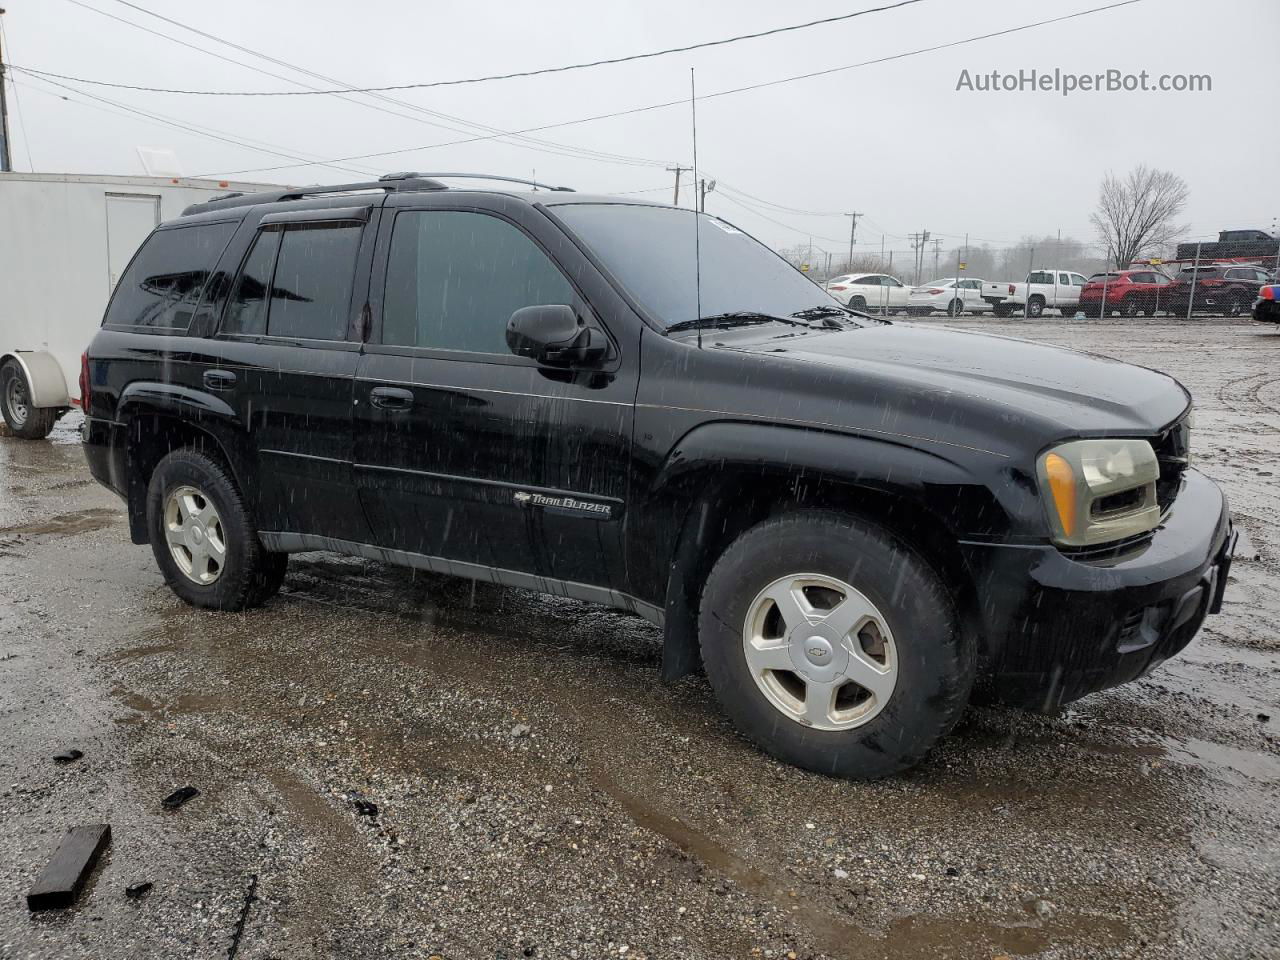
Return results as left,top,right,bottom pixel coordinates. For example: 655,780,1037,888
381,172,575,192
181,175,448,215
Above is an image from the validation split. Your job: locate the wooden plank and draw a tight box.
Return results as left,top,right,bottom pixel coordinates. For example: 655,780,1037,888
26,824,111,911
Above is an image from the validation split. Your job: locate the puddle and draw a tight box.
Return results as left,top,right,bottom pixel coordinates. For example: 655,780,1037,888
0,507,118,537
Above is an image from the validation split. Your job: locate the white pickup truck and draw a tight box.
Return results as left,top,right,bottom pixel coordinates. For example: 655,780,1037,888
981,269,1090,318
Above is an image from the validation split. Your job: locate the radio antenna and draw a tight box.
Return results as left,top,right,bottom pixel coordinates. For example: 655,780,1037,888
690,67,702,350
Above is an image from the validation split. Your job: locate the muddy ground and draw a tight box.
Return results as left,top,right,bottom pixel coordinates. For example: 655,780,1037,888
1,317,1277,960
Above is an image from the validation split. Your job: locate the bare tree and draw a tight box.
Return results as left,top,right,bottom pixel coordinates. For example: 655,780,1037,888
1090,165,1189,269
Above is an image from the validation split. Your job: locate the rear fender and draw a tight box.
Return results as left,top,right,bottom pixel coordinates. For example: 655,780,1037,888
1,351,69,408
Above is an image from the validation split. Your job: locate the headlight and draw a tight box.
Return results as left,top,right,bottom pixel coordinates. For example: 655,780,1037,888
1037,438,1160,547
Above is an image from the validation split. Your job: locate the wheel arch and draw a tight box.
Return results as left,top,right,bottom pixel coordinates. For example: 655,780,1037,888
117,384,249,545
648,422,989,681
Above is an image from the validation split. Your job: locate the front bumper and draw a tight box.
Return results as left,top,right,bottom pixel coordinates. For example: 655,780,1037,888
961,469,1233,710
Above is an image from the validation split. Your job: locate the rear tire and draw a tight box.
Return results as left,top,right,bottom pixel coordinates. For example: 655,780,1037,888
1121,297,1140,318
1026,296,1045,319
697,511,975,779
146,449,285,610
992,304,1013,318
1,361,58,440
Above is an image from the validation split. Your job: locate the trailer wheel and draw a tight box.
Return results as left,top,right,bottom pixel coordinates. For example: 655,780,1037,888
1,361,58,440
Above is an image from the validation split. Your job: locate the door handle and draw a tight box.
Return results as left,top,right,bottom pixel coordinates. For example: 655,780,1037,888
369,386,415,410
203,369,237,391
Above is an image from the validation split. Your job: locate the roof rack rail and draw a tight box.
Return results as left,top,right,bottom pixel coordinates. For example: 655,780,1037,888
380,172,575,192
181,176,448,215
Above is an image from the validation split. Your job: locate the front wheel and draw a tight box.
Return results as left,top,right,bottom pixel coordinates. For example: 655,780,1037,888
848,295,867,312
147,449,288,610
1,361,58,440
947,298,965,318
698,512,975,779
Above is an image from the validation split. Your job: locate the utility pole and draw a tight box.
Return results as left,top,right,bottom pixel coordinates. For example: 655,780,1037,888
0,8,12,173
698,177,716,213
931,237,942,279
844,212,862,271
665,165,691,206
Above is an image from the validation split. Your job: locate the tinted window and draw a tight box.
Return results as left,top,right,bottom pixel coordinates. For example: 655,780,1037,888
1059,273,1071,285
884,277,903,287
267,224,362,341
382,211,574,353
552,204,837,328
1028,271,1053,284
104,221,235,330
222,229,281,336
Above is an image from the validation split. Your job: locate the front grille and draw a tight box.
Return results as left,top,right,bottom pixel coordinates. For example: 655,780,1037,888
1151,415,1191,513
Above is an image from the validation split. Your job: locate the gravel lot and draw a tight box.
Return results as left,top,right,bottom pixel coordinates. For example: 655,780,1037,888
1,317,1277,960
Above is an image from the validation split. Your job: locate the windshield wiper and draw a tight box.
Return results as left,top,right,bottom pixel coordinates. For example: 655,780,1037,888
666,311,814,334
789,306,855,328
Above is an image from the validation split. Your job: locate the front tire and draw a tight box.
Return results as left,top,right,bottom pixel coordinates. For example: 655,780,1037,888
848,295,867,312
147,449,287,610
947,298,965,318
1,361,58,440
697,511,975,779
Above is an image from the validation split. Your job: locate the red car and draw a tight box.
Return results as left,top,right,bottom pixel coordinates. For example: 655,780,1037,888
1078,269,1175,317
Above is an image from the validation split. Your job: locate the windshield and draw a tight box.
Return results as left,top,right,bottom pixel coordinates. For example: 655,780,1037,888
552,203,837,328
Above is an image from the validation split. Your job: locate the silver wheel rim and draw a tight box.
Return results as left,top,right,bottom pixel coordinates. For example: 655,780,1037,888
742,573,898,731
164,485,227,585
5,374,29,427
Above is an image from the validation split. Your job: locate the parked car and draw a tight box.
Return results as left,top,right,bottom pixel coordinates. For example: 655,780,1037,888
1253,285,1279,325
981,269,1089,318
1175,229,1279,263
0,172,277,439
81,172,1234,780
825,273,910,314
1078,269,1175,317
906,278,991,317
1167,264,1271,316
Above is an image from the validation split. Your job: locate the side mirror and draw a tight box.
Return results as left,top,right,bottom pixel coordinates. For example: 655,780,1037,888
506,304,606,366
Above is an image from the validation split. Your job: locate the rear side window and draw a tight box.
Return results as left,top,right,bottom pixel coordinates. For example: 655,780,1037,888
382,210,574,353
221,222,362,341
104,221,235,330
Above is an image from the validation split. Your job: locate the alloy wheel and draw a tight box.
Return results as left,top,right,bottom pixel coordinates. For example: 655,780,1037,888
742,573,898,730
164,485,227,585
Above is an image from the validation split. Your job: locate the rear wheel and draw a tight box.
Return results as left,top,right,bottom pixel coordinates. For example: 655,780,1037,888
1026,296,1045,319
147,449,287,610
697,511,975,779
0,361,58,440
1121,296,1140,318
992,303,1013,318
1226,293,1248,317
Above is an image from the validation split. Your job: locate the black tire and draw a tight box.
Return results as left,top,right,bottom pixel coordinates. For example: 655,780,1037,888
146,449,286,610
1,361,58,440
697,511,975,779
992,304,1013,318
1226,294,1247,318
1120,297,1140,318
1026,296,1045,318
849,295,867,312
947,298,965,318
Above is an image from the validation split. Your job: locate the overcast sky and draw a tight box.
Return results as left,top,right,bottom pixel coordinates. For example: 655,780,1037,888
3,0,1277,261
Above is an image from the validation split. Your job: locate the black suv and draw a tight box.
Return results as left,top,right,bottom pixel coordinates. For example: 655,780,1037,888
82,173,1235,778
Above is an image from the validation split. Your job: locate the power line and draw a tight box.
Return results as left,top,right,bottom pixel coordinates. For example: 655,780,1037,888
0,16,33,171
133,0,1144,180
16,72,376,177
24,1,929,96
62,0,671,170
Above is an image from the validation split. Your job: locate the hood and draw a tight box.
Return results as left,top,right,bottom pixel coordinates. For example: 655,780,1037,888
721,321,1189,436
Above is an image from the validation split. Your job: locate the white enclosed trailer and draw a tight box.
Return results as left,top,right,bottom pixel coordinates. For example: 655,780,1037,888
0,172,278,438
